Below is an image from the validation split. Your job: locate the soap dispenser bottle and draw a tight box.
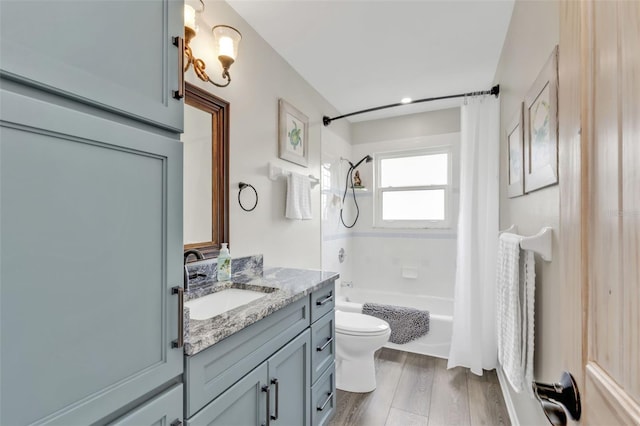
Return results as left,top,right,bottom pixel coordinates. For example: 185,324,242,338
217,243,231,281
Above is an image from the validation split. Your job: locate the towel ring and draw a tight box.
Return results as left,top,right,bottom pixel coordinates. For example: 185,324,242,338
238,182,258,212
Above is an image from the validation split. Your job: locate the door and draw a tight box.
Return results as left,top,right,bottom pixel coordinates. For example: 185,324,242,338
0,0,183,132
268,330,311,426
559,1,640,424
0,87,184,425
186,363,269,426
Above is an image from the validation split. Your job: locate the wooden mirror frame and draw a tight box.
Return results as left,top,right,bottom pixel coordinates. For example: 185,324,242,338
183,82,229,259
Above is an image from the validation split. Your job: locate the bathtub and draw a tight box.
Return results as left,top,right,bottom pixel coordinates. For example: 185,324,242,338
336,288,452,359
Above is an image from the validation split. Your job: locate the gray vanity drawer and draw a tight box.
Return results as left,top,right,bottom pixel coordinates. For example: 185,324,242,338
185,296,309,418
310,282,335,323
311,362,336,426
311,311,335,384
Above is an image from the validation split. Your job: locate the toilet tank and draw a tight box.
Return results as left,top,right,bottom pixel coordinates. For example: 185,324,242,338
335,296,363,313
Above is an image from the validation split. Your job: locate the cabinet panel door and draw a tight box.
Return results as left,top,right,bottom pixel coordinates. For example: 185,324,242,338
0,0,183,132
0,88,183,425
186,363,268,426
109,384,183,426
268,330,311,426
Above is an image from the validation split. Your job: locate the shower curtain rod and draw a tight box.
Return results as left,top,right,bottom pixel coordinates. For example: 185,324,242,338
322,84,500,126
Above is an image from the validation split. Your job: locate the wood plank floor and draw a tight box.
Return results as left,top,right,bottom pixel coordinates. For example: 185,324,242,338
329,348,511,426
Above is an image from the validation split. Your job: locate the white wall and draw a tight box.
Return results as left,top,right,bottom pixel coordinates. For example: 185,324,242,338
493,0,560,424
352,107,460,145
184,0,350,269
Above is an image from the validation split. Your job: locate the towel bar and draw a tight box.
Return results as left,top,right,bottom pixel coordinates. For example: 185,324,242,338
501,225,553,262
268,162,319,188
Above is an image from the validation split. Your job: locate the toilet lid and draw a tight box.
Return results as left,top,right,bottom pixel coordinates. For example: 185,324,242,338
335,310,390,335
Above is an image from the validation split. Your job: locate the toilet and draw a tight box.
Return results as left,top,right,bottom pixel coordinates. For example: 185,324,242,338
335,310,391,393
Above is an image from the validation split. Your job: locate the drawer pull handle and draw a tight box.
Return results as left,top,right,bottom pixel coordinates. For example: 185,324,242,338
317,337,333,352
316,293,333,306
270,378,279,420
170,420,182,426
171,286,184,348
317,392,334,411
261,385,270,426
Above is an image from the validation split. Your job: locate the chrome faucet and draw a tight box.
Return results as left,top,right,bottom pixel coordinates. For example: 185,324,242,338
184,249,204,263
183,249,206,288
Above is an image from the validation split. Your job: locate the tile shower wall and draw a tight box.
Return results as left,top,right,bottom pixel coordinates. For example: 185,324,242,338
321,126,353,292
322,108,461,301
348,132,460,300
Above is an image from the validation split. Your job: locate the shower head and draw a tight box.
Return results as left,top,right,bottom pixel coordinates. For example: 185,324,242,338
350,155,373,169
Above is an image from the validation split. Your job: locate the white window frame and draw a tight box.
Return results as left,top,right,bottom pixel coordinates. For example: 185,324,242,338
374,146,452,229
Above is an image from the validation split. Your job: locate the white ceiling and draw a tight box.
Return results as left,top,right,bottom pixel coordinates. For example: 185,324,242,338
227,0,514,122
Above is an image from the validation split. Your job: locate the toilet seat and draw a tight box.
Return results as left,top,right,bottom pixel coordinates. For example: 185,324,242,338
335,310,390,336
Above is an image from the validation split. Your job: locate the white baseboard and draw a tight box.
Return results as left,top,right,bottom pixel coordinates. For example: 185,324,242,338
496,367,520,426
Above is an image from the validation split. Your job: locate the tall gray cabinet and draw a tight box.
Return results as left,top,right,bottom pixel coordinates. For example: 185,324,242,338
0,1,185,425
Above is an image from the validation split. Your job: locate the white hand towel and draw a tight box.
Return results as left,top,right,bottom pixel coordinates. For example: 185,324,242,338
496,232,524,393
285,172,312,220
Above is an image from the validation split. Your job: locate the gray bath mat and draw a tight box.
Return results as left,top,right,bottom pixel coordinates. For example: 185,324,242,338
362,303,430,344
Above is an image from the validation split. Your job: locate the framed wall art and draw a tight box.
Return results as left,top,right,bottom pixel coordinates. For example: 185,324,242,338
278,99,309,167
507,103,524,198
524,46,558,193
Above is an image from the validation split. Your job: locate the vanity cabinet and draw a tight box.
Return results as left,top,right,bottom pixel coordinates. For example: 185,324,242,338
187,331,310,426
185,280,336,426
0,1,184,424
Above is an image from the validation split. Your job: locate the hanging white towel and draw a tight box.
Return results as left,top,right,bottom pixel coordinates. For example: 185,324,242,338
496,232,536,396
522,249,536,396
285,172,312,220
496,232,523,392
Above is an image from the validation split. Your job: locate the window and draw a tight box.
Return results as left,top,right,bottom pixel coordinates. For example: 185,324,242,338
374,147,451,228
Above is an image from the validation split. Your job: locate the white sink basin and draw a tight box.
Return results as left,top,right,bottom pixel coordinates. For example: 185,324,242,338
186,288,269,320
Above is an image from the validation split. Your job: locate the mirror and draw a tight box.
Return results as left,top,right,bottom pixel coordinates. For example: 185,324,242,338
181,82,229,260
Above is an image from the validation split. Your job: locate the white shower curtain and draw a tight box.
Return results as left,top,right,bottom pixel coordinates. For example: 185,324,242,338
447,95,500,375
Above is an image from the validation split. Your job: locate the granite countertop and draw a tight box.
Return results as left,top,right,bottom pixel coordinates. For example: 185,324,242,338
184,267,339,356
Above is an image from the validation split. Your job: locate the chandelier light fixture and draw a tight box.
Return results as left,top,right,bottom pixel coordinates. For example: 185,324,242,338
180,2,242,89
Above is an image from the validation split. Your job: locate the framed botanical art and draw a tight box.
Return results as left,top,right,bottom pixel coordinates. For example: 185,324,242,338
524,46,558,193
278,99,309,167
507,103,524,198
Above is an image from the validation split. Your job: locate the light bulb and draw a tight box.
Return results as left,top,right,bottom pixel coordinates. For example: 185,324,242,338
218,36,235,59
184,5,196,32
